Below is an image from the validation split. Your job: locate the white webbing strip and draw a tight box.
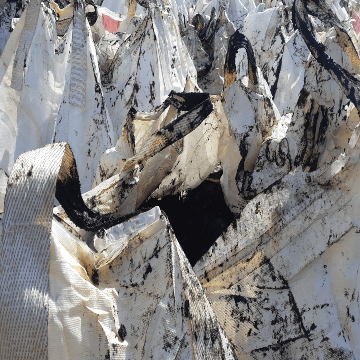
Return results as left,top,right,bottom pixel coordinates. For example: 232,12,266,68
11,0,41,90
69,1,87,108
0,143,68,360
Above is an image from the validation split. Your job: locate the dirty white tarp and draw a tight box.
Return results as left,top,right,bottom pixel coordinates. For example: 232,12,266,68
95,90,228,203
194,0,252,29
198,8,236,94
49,208,238,359
191,0,360,356
150,98,229,198
101,0,198,137
91,90,226,209
194,156,360,358
1,0,360,359
0,142,237,360
181,21,211,75
0,1,114,192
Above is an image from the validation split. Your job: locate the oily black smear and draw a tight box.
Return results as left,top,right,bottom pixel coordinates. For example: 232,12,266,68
92,269,99,285
118,324,127,341
154,91,210,114
192,13,206,34
142,263,152,280
55,163,115,232
85,0,98,26
167,91,210,112
182,299,190,318
141,173,235,266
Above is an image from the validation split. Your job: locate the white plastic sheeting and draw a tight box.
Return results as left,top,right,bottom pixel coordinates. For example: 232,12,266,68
0,142,238,360
1,0,360,358
49,209,237,359
191,1,360,356
102,0,197,137
91,91,215,217
195,147,360,358
220,33,280,213
151,98,229,198
0,1,114,192
194,0,252,29
198,8,236,94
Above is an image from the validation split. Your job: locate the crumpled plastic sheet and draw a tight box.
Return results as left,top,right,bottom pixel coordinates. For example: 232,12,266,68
1,0,360,358
198,8,236,94
216,30,280,213
51,92,213,236
95,89,228,202
190,1,360,357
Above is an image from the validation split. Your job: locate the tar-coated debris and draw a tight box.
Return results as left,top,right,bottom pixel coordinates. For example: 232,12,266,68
1,0,360,358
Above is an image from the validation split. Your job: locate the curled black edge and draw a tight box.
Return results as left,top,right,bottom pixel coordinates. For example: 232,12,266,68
124,93,213,171
166,91,210,111
224,30,258,90
155,95,213,140
85,0,98,26
55,150,118,233
55,93,213,232
293,0,360,111
191,13,206,35
137,91,210,118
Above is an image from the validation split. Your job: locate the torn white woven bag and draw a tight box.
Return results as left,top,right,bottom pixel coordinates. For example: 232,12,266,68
0,0,114,193
0,142,238,360
101,0,197,137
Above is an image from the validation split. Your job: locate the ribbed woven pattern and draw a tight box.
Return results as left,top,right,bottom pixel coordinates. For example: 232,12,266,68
0,142,67,360
69,2,87,108
11,0,41,90
56,17,72,37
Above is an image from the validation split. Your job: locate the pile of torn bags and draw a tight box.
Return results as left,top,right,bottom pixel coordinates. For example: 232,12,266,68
1,0,360,358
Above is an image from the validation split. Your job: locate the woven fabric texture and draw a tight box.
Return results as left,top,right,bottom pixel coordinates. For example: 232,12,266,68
0,142,68,360
11,0,41,90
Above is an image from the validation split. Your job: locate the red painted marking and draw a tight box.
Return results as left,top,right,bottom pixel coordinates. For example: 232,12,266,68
102,14,121,33
352,11,360,35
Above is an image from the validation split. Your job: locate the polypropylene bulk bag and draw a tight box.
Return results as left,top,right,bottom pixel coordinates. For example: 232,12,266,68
0,141,238,360
101,0,197,137
0,0,115,192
